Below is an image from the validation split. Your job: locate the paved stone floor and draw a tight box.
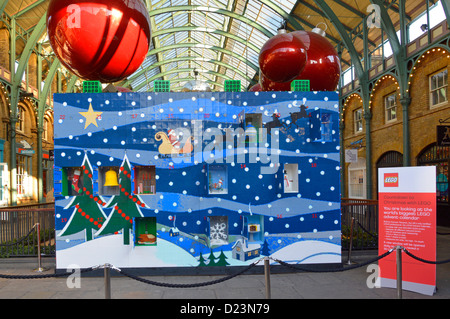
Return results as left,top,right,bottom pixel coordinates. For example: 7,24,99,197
0,227,448,301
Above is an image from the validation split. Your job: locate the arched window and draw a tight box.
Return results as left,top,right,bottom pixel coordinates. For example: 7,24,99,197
376,151,403,198
376,151,403,168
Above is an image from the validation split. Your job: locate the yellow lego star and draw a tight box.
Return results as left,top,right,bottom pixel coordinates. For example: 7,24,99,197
79,103,103,129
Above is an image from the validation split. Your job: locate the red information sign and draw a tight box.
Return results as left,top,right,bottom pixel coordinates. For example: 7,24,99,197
378,167,436,296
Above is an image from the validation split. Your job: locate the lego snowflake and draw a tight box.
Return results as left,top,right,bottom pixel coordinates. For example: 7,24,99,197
210,222,228,244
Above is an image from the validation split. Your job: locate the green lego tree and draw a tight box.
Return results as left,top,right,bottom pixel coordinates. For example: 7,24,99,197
95,154,146,245
197,252,208,267
58,154,107,241
215,250,230,266
207,249,218,266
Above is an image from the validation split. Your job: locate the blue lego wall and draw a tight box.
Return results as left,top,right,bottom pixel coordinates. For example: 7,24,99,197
53,91,341,270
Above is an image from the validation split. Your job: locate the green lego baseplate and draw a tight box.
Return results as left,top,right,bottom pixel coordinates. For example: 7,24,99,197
291,79,310,92
82,81,102,93
154,80,170,92
224,80,241,92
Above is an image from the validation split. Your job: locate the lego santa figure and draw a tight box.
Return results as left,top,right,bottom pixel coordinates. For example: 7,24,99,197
167,129,181,150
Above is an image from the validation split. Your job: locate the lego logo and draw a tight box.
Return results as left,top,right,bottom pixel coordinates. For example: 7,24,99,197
384,173,399,187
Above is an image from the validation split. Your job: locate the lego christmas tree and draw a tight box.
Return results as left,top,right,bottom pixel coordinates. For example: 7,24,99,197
197,252,208,267
207,249,218,266
95,154,146,245
215,250,230,266
58,154,107,241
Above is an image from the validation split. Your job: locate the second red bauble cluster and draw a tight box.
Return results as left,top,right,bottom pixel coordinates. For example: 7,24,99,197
255,29,340,92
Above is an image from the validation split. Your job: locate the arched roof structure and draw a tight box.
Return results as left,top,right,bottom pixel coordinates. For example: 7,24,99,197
2,0,447,95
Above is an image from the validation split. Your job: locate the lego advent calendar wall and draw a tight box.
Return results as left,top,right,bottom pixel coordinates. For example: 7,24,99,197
53,91,341,271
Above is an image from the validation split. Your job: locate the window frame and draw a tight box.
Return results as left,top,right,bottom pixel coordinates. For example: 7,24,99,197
134,165,156,195
43,119,49,141
347,157,367,199
283,163,299,193
207,164,228,195
429,68,448,108
16,106,24,133
384,92,397,123
0,163,8,206
353,108,363,134
16,154,32,197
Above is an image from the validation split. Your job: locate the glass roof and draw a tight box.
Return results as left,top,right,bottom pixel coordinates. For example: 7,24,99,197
2,0,440,94
127,0,297,92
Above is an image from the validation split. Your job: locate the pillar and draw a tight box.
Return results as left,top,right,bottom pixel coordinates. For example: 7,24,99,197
400,96,411,166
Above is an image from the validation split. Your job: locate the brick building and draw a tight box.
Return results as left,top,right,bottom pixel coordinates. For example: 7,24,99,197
0,20,57,206
341,20,450,226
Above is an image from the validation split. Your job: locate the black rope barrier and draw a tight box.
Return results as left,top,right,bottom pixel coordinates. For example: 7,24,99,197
0,224,37,247
355,220,378,239
403,248,450,265
0,266,98,279
117,260,259,288
271,249,394,273
0,247,448,285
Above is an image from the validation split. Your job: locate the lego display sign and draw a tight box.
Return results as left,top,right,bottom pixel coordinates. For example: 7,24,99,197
378,166,436,295
53,91,341,272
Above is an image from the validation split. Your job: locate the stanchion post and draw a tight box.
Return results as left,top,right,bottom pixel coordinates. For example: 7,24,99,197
264,257,271,299
105,264,111,299
37,223,41,270
34,223,47,272
347,217,355,265
396,246,402,299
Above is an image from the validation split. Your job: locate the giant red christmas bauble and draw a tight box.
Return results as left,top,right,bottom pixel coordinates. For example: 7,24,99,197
47,0,151,83
258,30,307,83
248,83,262,92
291,30,340,91
260,72,291,92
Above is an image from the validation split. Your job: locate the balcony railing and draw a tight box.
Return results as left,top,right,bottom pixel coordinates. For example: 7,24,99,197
341,198,379,250
0,202,55,257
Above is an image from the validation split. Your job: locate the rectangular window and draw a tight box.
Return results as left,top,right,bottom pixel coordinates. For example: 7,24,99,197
209,216,228,246
0,163,7,206
354,109,363,133
245,113,262,143
134,217,157,246
16,107,24,132
99,166,120,196
283,163,299,193
62,167,84,196
43,119,49,141
310,110,333,142
208,164,228,194
430,69,448,107
384,93,397,123
134,166,156,194
320,112,333,142
348,169,365,199
16,155,31,196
